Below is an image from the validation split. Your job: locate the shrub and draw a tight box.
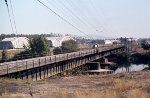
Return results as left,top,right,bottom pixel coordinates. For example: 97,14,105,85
1,49,8,62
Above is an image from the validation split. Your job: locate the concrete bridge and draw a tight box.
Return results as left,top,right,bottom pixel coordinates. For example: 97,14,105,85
0,45,125,80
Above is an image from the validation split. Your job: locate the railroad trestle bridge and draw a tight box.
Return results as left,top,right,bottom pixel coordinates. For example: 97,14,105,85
0,45,125,80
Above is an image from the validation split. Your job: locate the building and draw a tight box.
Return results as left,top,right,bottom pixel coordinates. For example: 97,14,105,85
104,40,113,45
112,40,121,45
146,41,150,44
0,37,29,49
46,36,75,47
104,39,121,45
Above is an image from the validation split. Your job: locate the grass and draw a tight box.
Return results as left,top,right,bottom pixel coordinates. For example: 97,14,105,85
0,71,150,98
43,80,150,98
0,90,149,98
0,93,31,98
0,49,24,60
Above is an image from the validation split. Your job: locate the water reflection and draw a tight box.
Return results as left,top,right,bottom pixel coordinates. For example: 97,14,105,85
114,64,149,74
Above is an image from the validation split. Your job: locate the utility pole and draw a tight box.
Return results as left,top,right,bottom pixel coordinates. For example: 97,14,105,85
130,37,133,52
125,37,128,53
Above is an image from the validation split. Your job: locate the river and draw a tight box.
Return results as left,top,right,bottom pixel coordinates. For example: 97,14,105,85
114,64,149,74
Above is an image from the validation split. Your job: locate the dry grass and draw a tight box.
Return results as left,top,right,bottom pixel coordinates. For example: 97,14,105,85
1,71,150,98
0,90,149,98
0,78,32,85
113,79,138,92
0,93,31,98
73,90,121,98
0,49,24,60
44,88,150,98
127,89,150,98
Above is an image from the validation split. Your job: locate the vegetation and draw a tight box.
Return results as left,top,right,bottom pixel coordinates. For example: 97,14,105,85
1,35,51,61
0,34,79,61
0,71,150,98
10,35,50,61
29,35,49,54
141,41,150,51
53,40,78,54
1,49,9,62
53,47,63,54
0,33,62,41
132,52,150,65
113,51,150,70
114,52,131,64
61,40,78,52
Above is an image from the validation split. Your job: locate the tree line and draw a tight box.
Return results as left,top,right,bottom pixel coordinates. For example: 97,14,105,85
0,33,63,41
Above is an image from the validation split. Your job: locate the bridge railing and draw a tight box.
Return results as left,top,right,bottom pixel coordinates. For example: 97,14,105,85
0,45,124,75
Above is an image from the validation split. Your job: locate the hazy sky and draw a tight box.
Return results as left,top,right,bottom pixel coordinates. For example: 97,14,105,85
0,0,150,38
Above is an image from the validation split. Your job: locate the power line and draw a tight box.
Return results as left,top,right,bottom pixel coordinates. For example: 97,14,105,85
9,0,18,34
66,0,108,36
57,0,91,28
47,0,94,38
83,0,108,33
46,0,78,26
65,0,97,31
61,0,109,36
36,0,92,39
88,0,114,34
68,0,111,35
48,0,94,36
5,0,14,34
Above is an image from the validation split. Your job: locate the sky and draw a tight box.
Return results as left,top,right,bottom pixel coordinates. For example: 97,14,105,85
0,0,150,38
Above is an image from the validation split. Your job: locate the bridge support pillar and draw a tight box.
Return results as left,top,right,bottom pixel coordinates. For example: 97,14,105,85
86,62,101,70
36,67,41,80
40,67,45,79
27,70,32,80
47,65,51,76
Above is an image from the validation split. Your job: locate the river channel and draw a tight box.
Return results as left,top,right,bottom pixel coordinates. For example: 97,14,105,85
114,64,149,74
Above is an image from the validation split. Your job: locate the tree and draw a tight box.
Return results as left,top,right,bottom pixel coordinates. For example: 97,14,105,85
53,40,78,54
1,49,8,62
115,52,131,64
29,35,49,54
61,40,78,53
141,41,150,51
53,47,63,54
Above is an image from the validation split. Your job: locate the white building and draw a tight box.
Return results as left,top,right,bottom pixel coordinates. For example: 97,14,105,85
0,37,29,49
104,39,121,45
104,40,113,45
47,36,75,47
146,41,150,44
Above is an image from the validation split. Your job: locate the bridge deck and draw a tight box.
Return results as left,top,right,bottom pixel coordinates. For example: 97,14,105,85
0,45,124,76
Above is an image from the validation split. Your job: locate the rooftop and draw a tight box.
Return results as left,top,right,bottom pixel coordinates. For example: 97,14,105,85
1,37,28,42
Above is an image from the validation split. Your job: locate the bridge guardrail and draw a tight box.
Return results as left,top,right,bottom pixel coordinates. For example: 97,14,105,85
0,45,125,75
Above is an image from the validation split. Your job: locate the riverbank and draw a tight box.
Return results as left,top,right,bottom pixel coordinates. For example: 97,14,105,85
0,70,150,98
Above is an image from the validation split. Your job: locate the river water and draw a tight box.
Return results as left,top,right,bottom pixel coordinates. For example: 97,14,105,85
114,64,149,74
